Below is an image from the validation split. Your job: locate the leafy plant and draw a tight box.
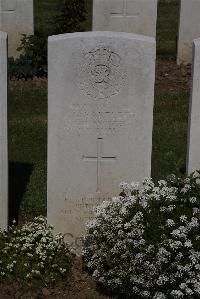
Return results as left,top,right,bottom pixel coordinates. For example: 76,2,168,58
9,0,87,79
8,33,47,80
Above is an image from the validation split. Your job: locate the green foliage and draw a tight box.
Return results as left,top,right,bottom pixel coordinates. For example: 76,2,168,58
53,0,87,34
9,33,47,79
9,0,87,79
34,0,60,35
0,217,72,288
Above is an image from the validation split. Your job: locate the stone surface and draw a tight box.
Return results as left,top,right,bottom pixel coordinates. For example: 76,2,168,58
177,0,200,65
48,31,156,249
0,32,8,230
187,38,200,174
93,0,158,37
0,0,34,57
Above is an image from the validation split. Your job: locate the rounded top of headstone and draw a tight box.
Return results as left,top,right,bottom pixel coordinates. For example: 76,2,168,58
48,31,155,45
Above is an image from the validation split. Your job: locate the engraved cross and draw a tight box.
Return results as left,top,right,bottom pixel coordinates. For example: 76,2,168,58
83,138,116,193
110,0,139,32
0,0,16,12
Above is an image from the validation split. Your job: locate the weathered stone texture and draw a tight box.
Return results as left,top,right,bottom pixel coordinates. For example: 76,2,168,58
48,31,156,249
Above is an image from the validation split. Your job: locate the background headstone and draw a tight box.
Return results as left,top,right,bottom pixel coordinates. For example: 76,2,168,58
48,31,156,249
187,38,200,174
0,31,8,230
177,0,200,65
0,0,34,57
93,0,158,37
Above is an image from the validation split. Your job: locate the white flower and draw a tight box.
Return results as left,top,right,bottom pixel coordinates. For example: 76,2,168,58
195,264,200,270
141,291,150,297
184,178,190,183
158,180,167,187
196,178,200,185
185,287,193,295
86,219,97,229
156,275,169,286
184,240,192,248
193,171,200,178
168,205,176,212
179,283,187,289
189,217,199,228
160,206,166,212
190,197,197,203
180,184,191,193
170,290,184,298
130,181,140,190
134,212,143,221
166,219,175,227
153,292,166,299
180,215,187,222
193,208,199,215
83,176,200,298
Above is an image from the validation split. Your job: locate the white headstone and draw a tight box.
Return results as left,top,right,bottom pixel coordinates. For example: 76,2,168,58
0,31,8,230
93,0,158,37
0,0,34,57
187,38,200,174
48,31,156,249
177,0,200,65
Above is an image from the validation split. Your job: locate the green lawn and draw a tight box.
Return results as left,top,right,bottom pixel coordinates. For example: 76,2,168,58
152,91,189,181
9,83,47,223
9,0,188,223
157,0,180,58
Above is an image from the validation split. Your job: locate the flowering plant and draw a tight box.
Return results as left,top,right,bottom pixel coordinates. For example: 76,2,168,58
83,171,200,298
0,216,72,288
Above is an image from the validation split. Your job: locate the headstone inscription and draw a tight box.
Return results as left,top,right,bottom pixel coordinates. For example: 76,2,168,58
0,0,34,57
47,31,156,249
93,0,158,37
187,38,200,174
177,0,200,65
0,31,8,230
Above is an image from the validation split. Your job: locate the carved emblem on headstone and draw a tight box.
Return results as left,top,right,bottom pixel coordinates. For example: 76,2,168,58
77,45,127,100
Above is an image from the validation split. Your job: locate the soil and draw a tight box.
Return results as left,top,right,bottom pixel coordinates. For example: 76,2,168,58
0,256,115,299
155,57,191,93
0,58,191,299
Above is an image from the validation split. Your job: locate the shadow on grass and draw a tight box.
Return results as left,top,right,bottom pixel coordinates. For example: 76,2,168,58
9,161,33,225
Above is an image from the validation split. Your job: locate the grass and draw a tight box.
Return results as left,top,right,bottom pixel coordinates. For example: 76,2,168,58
9,0,189,221
9,82,47,222
152,91,189,181
157,0,180,58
